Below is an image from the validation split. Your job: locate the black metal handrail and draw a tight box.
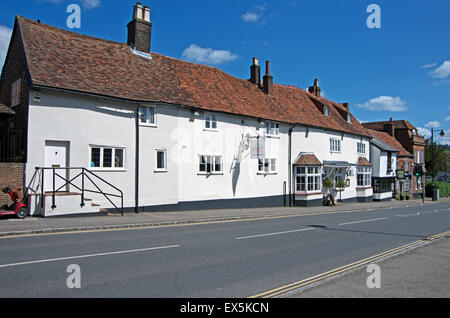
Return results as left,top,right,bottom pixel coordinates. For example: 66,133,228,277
30,167,124,216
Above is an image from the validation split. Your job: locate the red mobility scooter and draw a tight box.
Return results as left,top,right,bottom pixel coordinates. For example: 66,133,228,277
0,187,28,219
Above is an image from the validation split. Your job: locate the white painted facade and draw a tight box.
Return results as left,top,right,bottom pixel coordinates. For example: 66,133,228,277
291,126,372,205
25,88,375,216
370,142,397,201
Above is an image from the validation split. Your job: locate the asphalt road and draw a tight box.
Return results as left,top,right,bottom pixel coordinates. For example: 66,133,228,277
0,202,449,298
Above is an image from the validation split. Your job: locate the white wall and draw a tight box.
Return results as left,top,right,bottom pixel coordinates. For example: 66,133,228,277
291,127,371,201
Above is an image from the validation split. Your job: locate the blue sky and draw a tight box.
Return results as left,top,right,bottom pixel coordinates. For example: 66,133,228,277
1,0,449,144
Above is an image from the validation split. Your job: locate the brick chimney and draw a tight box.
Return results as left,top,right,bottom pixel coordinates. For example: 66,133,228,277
263,61,273,95
384,118,395,137
127,2,152,53
308,79,321,98
249,57,261,87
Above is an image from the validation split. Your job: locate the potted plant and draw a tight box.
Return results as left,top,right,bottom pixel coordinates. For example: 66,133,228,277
400,193,404,200
405,192,410,200
322,178,335,206
336,179,347,202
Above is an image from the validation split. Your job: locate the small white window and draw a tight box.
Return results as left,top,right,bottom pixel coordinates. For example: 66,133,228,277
357,142,366,155
323,106,329,117
155,149,167,172
199,155,223,174
11,79,21,107
258,158,277,174
90,146,125,169
140,106,156,126
330,138,341,153
265,122,280,136
347,113,352,123
204,114,218,130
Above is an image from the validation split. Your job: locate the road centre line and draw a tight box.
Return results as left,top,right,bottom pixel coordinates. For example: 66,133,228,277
339,217,387,226
236,228,315,240
0,245,180,269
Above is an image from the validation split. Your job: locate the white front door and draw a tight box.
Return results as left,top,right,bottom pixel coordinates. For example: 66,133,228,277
44,141,69,192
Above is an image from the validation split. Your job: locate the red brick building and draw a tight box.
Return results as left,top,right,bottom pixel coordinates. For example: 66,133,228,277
363,119,426,198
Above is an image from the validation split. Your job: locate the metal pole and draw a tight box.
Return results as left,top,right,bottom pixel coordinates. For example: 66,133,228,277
432,128,435,186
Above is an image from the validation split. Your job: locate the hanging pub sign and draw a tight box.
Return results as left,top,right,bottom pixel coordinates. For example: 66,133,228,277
250,137,265,159
396,169,405,180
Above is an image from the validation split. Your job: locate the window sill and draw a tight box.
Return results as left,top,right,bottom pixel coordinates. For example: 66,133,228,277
88,168,127,172
197,172,224,176
265,135,280,139
203,128,219,132
154,170,168,173
257,172,278,175
356,186,373,190
139,123,158,128
295,192,323,196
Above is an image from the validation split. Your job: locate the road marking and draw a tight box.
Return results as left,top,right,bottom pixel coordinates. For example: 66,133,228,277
0,245,180,269
339,218,387,226
236,228,315,240
249,229,450,298
397,214,416,218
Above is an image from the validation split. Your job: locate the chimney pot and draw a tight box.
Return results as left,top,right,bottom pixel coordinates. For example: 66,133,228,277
263,60,274,95
128,2,153,53
308,78,321,98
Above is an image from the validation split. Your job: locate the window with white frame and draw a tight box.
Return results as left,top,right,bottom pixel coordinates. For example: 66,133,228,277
11,79,21,107
155,149,167,172
204,114,218,130
330,138,341,153
323,106,329,117
265,122,279,136
357,142,366,155
90,146,125,169
347,113,352,123
140,106,156,126
357,167,372,187
295,166,322,193
258,158,277,174
199,155,223,174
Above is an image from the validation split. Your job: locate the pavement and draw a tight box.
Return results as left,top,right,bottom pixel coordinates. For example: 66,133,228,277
291,236,450,298
0,197,448,237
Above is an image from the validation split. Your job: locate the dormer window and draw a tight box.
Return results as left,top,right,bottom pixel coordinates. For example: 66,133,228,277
323,106,329,117
347,113,351,123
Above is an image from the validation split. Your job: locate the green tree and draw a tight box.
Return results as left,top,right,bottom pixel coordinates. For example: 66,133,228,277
425,138,449,179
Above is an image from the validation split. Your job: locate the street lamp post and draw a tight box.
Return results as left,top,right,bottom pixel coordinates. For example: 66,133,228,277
431,128,446,186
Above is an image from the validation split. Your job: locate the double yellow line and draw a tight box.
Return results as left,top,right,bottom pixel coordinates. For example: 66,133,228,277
250,230,449,298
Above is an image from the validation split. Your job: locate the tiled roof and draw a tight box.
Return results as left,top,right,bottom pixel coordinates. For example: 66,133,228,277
357,156,372,166
362,120,416,132
368,129,412,157
295,153,322,166
16,16,371,138
0,103,15,115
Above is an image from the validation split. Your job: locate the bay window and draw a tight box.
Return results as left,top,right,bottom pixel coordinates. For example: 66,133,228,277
295,166,322,193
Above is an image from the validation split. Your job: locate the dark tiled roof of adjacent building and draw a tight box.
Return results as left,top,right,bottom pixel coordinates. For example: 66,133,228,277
368,129,412,157
16,16,371,138
0,103,15,115
362,120,416,132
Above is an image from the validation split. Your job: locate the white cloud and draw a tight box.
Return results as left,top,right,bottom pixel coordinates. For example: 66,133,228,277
242,12,260,23
242,3,267,24
445,116,450,121
421,63,438,69
38,0,100,9
182,44,237,65
429,60,450,79
356,96,408,112
81,0,100,10
0,25,12,70
425,121,441,129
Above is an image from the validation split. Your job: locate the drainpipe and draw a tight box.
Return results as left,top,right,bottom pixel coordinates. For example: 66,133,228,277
288,125,296,207
135,105,140,213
